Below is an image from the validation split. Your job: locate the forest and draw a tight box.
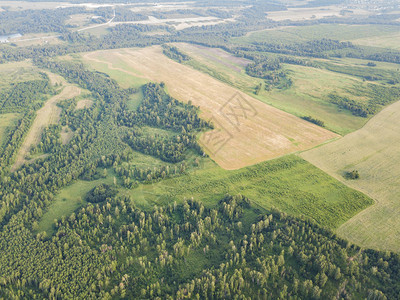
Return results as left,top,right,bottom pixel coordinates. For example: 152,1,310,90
0,53,393,299
0,0,400,298
1,194,398,299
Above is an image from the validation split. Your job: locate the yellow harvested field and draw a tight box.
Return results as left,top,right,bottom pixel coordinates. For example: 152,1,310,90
300,100,400,251
12,76,81,171
83,46,338,170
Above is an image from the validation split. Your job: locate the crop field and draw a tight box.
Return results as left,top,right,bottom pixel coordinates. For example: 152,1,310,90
175,43,374,135
82,51,148,89
83,46,337,170
175,43,258,92
12,75,82,171
176,43,251,74
265,6,346,21
109,16,233,31
300,100,400,252
127,155,372,229
234,24,400,45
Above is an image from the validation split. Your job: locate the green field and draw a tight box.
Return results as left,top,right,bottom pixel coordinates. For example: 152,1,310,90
233,24,400,45
301,100,400,252
45,155,372,232
0,60,42,92
80,52,149,89
82,44,383,135
127,155,372,229
37,170,116,234
176,43,385,135
38,147,205,233
0,113,20,147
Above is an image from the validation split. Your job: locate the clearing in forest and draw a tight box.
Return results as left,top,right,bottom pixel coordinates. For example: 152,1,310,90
300,100,400,252
83,46,338,170
75,99,93,110
12,74,81,171
0,113,20,146
175,43,378,135
126,155,372,230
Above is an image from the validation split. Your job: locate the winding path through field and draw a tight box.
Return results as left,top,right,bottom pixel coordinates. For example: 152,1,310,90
301,100,400,251
12,75,81,171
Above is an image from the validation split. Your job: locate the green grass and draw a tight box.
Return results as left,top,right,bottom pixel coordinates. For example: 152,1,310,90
38,170,116,234
82,51,148,89
0,113,20,147
255,64,372,135
0,60,43,92
127,88,143,111
127,155,373,230
177,44,374,135
233,24,400,45
39,148,206,232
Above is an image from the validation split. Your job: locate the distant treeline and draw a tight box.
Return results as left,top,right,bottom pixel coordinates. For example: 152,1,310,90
162,45,191,63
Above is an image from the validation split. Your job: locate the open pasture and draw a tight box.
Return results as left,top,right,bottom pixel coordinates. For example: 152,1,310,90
127,155,372,230
235,24,400,45
174,43,257,92
0,60,41,92
265,6,347,21
37,170,116,234
83,46,337,170
175,43,373,135
300,100,400,252
351,31,400,50
0,113,20,147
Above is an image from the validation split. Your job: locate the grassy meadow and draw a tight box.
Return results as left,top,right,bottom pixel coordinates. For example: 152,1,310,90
0,113,20,147
301,100,400,251
38,169,117,234
48,154,373,233
0,60,42,92
233,24,400,45
82,47,337,170
175,40,400,135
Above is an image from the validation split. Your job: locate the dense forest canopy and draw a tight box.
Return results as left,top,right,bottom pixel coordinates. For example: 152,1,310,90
0,0,399,298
